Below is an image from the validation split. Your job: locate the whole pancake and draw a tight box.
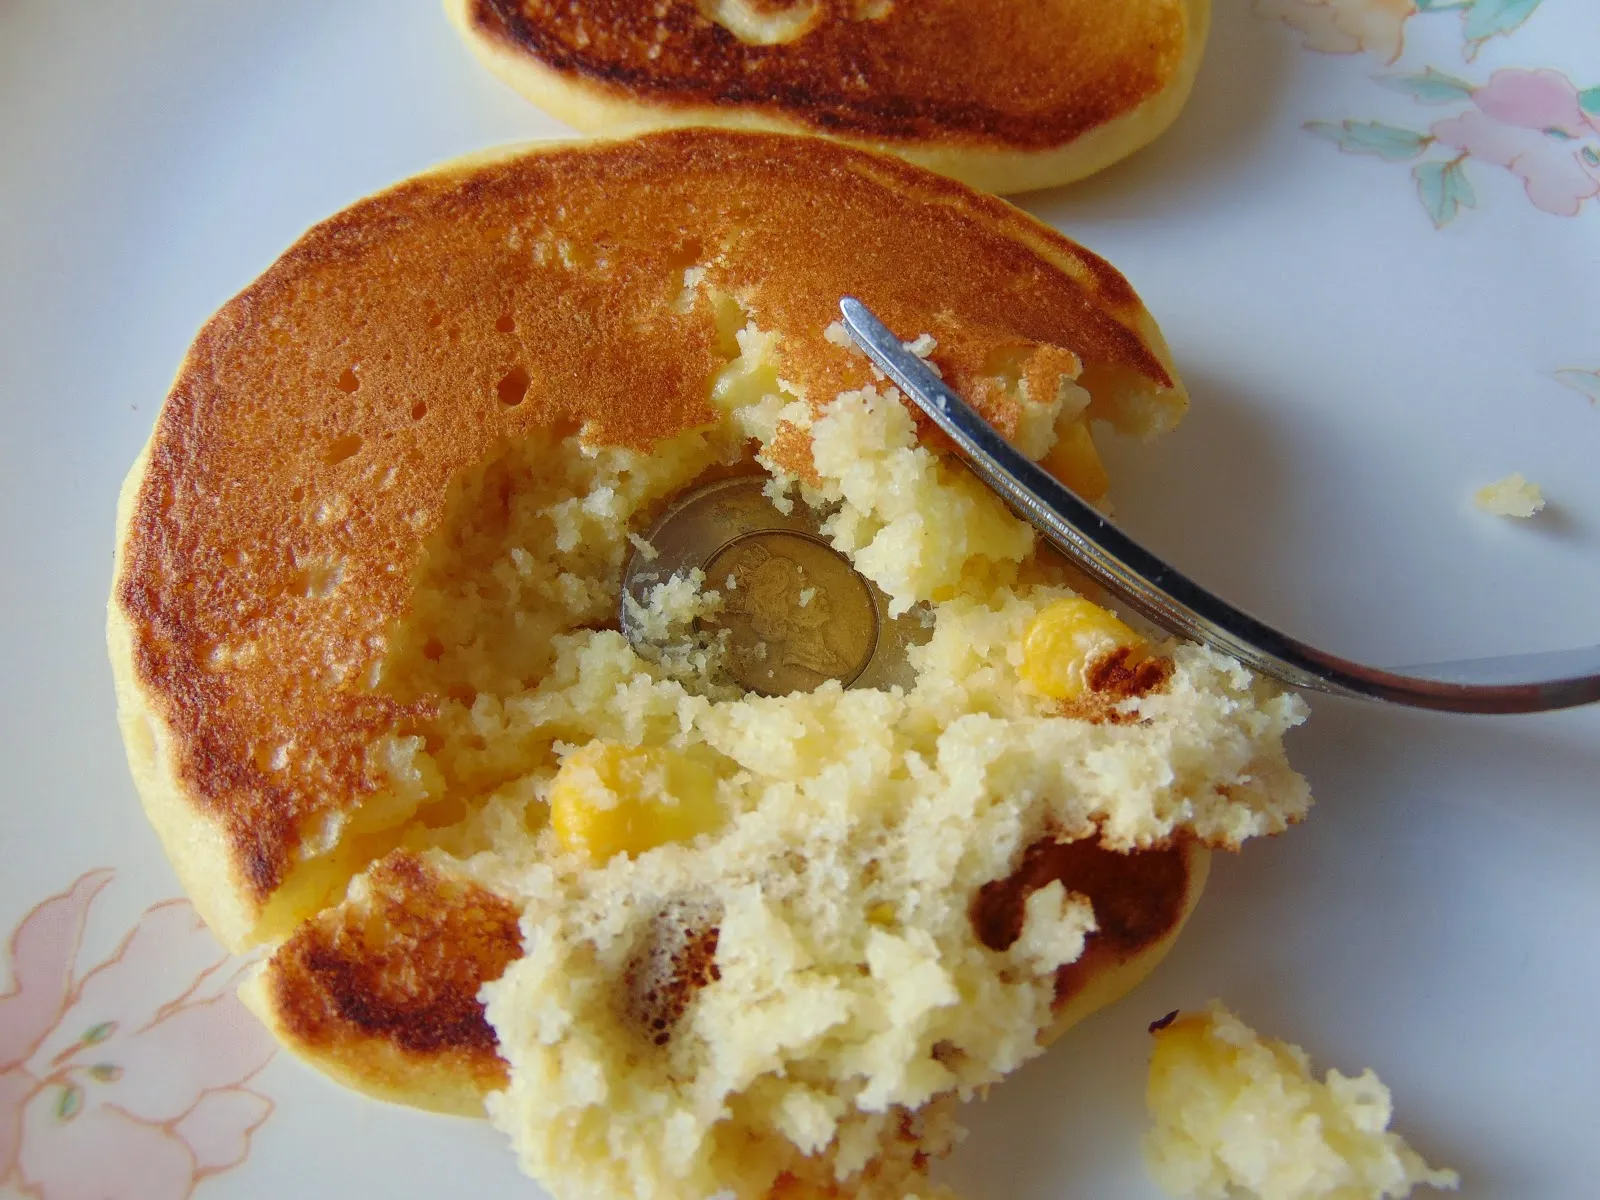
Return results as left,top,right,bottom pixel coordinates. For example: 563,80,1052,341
447,0,1211,194
109,130,1311,1197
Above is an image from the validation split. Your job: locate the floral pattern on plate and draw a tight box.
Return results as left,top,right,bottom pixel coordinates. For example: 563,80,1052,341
1307,67,1600,224
1258,0,1551,63
1262,0,1600,225
0,870,276,1200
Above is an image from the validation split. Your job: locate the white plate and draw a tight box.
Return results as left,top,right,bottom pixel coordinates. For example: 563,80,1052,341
2,2,1596,1197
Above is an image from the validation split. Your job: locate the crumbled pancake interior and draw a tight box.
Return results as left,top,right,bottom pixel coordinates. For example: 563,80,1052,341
1144,1004,1459,1200
1473,472,1545,519
296,306,1309,1200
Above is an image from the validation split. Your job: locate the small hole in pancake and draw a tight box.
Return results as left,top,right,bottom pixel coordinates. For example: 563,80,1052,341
284,559,344,599
665,236,706,278
324,434,363,466
336,367,361,393
411,401,428,421
497,364,531,407
289,486,305,503
494,313,516,334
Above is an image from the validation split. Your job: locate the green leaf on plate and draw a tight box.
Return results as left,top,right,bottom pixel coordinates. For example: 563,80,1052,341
1582,146,1600,167
1461,0,1544,58
1306,120,1431,161
87,1062,124,1084
1553,368,1600,406
1414,158,1478,227
1377,68,1476,104
56,1083,83,1122
1579,85,1600,117
81,1020,116,1045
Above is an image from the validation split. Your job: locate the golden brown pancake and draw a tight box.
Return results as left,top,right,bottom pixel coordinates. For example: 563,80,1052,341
109,128,1186,957
240,851,521,1115
108,131,1313,1197
446,0,1211,194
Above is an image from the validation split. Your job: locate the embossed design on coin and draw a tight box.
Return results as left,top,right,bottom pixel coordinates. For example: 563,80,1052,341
703,531,877,695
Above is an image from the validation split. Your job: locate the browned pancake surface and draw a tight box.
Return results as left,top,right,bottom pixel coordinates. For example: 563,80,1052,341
465,0,1189,150
260,852,520,1103
972,836,1193,1008
114,129,1180,937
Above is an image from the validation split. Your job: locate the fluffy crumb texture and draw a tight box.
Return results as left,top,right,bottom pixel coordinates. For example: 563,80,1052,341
1144,1003,1459,1200
429,322,1311,1200
1474,473,1546,519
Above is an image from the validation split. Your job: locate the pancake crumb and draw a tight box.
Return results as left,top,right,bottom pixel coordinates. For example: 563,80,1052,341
1144,1003,1459,1200
446,324,1309,1200
1474,473,1545,519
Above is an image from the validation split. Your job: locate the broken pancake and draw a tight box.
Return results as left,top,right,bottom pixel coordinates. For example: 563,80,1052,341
109,129,1309,1199
447,0,1211,194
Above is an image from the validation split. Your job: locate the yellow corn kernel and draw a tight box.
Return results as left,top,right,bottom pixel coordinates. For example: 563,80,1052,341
1043,420,1110,502
867,902,897,926
549,741,725,863
1018,597,1147,701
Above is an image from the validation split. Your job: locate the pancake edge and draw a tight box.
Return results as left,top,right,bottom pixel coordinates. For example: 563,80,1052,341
444,0,1212,195
109,433,264,953
1044,840,1210,1046
238,962,496,1117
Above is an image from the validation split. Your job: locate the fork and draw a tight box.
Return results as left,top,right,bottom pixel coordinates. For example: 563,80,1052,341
840,299,1600,714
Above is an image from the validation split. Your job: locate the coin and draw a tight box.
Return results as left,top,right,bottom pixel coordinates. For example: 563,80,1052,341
702,530,878,694
620,476,928,697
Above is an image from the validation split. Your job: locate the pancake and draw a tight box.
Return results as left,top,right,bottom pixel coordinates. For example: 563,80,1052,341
445,0,1211,194
109,130,1310,1199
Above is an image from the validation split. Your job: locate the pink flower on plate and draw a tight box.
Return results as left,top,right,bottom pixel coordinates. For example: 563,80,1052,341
0,871,276,1199
1433,69,1600,216
1471,67,1600,140
1256,0,1416,64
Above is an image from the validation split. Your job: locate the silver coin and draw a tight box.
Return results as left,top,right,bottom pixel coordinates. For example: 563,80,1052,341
620,476,929,696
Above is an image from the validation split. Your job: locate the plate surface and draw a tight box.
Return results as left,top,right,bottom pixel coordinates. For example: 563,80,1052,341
1,2,1596,1197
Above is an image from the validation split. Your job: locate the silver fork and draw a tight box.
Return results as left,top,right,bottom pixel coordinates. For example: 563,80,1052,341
840,298,1600,714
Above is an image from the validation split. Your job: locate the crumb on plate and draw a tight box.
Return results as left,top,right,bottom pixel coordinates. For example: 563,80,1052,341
1144,1002,1459,1200
1474,473,1545,519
